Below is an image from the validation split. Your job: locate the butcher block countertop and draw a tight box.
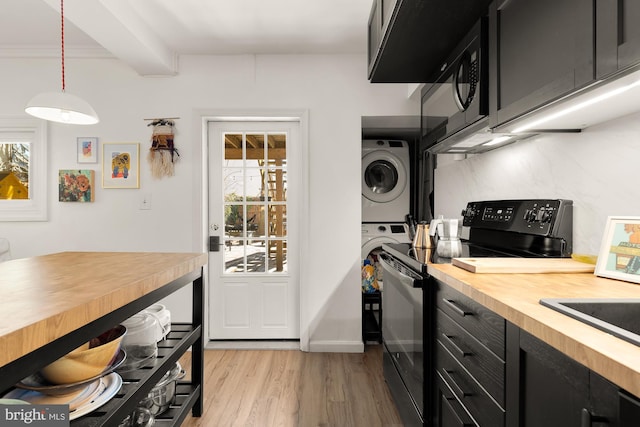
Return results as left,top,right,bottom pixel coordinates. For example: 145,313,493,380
0,251,207,368
428,262,640,398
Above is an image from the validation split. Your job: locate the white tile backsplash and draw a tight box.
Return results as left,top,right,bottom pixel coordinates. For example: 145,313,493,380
434,111,640,255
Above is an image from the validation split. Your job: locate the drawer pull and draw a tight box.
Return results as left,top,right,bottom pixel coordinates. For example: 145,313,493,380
581,408,608,426
442,298,473,317
442,368,473,398
442,333,473,358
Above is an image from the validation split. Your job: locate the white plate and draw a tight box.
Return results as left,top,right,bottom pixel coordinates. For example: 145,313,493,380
3,378,104,411
69,373,122,420
3,373,122,420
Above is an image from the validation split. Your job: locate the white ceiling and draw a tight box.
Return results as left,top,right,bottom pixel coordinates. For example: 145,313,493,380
0,0,372,75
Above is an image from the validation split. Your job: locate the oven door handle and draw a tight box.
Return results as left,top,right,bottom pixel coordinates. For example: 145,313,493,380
378,253,424,289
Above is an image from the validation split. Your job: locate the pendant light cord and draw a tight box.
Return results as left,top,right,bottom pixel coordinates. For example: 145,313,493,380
60,0,65,92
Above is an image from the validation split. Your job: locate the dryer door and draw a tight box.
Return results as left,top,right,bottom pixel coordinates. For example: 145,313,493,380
362,150,408,203
362,235,400,261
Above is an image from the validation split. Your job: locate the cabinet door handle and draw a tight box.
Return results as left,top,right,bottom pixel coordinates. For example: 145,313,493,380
442,333,473,358
581,408,609,426
442,298,473,317
617,0,624,47
442,368,473,398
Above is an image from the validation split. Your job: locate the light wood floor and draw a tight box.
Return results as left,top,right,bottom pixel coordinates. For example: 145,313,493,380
178,345,403,427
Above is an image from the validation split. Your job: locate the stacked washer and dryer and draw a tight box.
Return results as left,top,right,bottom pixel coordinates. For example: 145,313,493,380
361,139,412,289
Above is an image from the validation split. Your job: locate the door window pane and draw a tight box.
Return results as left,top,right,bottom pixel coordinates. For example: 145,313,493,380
245,134,265,167
246,204,264,238
224,134,243,167
267,167,286,202
267,133,286,162
224,168,243,200
225,204,244,237
268,204,287,237
245,168,265,202
269,240,287,272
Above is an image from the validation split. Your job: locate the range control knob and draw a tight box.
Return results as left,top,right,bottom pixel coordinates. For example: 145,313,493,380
461,206,477,218
539,208,553,223
524,209,537,223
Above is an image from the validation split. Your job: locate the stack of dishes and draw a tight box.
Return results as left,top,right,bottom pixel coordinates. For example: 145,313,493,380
2,326,126,421
4,373,123,420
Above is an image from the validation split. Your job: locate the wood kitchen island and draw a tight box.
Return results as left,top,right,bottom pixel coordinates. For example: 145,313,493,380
0,251,207,426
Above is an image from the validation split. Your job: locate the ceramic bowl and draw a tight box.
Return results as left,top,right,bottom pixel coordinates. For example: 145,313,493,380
40,325,126,384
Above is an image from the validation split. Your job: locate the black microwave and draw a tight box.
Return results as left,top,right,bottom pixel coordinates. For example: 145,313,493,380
421,18,488,147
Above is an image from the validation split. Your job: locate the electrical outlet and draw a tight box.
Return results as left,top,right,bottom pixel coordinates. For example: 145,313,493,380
139,193,152,210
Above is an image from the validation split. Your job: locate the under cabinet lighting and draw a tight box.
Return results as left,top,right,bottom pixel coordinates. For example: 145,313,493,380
510,72,640,133
483,135,512,146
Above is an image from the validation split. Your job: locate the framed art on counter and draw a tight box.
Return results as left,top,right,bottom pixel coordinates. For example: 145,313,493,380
595,216,640,284
77,137,98,163
102,143,140,189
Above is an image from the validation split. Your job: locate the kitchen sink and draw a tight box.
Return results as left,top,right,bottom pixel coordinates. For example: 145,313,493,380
539,298,640,347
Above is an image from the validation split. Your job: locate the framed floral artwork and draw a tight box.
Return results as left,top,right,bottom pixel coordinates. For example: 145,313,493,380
77,137,98,163
59,170,95,202
595,216,640,284
102,143,140,189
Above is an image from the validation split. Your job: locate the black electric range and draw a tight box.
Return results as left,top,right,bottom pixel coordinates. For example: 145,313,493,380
384,198,574,273
378,199,573,427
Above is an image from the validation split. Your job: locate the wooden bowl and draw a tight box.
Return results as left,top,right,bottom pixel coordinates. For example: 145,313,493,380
40,325,126,385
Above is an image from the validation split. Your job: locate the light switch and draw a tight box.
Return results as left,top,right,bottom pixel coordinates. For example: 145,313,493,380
140,193,152,210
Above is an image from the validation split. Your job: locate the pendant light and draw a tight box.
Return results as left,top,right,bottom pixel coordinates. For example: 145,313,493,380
25,0,99,125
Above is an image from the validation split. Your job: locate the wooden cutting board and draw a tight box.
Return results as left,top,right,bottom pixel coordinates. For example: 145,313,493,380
451,257,595,274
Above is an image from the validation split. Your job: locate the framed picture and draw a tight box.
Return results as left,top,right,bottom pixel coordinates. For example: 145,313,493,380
77,137,98,163
595,216,640,284
102,143,140,189
58,170,95,202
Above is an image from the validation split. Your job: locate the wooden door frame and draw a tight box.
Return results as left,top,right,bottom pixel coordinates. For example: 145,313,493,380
193,109,310,351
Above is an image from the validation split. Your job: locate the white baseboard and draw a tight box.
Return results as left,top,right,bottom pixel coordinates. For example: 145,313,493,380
309,340,364,353
204,340,365,353
206,340,301,350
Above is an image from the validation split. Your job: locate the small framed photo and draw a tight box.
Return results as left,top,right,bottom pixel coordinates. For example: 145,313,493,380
595,216,640,284
59,170,95,202
102,143,140,189
77,137,98,163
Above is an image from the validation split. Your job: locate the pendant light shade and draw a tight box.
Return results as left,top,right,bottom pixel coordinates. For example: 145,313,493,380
25,0,99,125
26,91,99,125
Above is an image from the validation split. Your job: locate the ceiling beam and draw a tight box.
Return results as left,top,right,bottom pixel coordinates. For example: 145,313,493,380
40,0,177,76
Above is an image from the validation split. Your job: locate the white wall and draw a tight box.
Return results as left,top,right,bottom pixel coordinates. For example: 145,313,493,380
434,111,640,256
0,53,417,352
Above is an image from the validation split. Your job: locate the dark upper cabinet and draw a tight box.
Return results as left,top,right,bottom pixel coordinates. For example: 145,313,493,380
489,0,596,128
367,0,492,83
596,0,640,78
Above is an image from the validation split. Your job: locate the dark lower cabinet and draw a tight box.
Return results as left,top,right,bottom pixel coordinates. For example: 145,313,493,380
427,283,640,427
433,280,505,427
517,328,590,427
436,372,478,427
509,326,640,427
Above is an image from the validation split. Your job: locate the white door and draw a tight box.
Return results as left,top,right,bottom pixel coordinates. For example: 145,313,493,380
208,120,300,340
